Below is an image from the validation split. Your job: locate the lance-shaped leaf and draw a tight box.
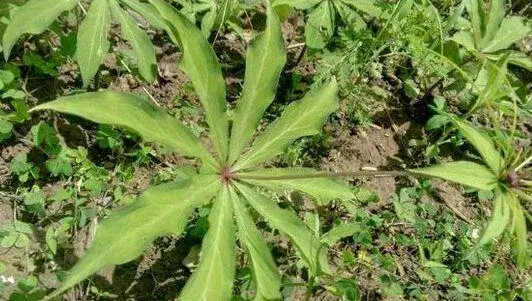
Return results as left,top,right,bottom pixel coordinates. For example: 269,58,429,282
478,188,510,245
451,31,476,51
341,0,383,17
481,0,505,47
2,0,78,59
305,0,335,49
149,0,229,160
321,222,362,246
448,115,504,174
30,91,218,168
465,0,485,46
481,17,530,53
509,196,528,268
50,175,221,298
235,79,338,170
238,168,354,205
229,188,282,301
178,186,236,301
110,0,157,82
236,182,329,276
76,0,111,87
120,0,168,29
228,2,287,164
409,161,498,191
486,51,532,71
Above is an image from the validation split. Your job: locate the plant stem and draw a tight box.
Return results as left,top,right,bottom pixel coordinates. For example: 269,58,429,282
235,170,409,181
520,180,532,187
515,154,532,172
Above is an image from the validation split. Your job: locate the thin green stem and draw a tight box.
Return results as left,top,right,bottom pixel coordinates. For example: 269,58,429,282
519,180,532,187
235,170,409,181
515,155,532,172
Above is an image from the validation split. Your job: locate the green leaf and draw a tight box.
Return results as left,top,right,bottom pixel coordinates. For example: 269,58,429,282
321,222,361,246
465,0,485,47
481,17,530,53
2,0,78,59
426,115,450,131
335,2,367,30
178,186,235,301
481,0,505,47
30,91,217,168
487,51,532,71
448,116,504,174
229,188,282,301
149,0,229,161
234,79,338,170
200,8,216,37
409,161,498,191
46,148,73,177
273,0,321,10
480,56,509,105
305,0,335,49
76,0,111,87
50,175,221,298
510,197,528,268
341,0,382,17
0,118,13,134
120,0,168,29
228,2,287,164
109,0,157,82
478,188,510,245
239,168,354,206
509,52,532,71
236,182,329,276
451,30,476,51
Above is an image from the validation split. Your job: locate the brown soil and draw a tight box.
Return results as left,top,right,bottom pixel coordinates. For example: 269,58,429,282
322,106,418,204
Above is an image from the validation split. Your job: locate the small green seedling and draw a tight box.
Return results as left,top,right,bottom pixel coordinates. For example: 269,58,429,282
410,114,530,267
451,0,531,69
32,1,355,299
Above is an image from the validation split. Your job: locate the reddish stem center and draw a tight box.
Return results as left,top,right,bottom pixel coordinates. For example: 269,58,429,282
220,166,235,185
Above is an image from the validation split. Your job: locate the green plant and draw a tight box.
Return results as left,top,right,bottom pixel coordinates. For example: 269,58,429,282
0,220,33,249
273,0,383,49
410,113,531,267
0,64,27,142
1,0,166,86
176,0,240,37
451,0,531,69
31,1,356,299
